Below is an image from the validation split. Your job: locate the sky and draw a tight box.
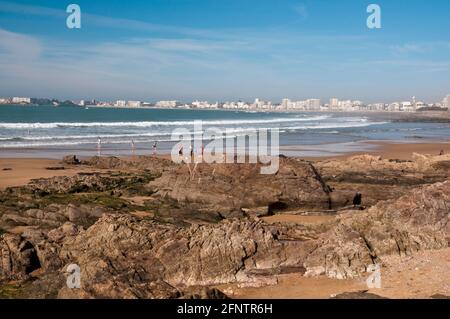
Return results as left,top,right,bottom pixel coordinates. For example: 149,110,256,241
0,0,449,103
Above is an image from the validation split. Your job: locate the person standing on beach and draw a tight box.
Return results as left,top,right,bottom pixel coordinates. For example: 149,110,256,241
201,143,205,161
97,137,102,156
131,139,135,155
152,141,158,155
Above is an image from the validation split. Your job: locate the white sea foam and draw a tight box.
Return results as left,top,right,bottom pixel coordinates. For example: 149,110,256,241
0,116,330,129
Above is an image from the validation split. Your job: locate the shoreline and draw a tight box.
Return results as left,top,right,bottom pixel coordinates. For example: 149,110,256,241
1,140,449,190
0,136,449,160
299,139,450,161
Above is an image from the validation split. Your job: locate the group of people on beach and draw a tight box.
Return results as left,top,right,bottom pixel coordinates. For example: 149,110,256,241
96,137,159,156
178,144,205,157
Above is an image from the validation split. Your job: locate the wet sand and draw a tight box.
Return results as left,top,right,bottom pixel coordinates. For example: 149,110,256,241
217,274,367,299
0,158,93,189
220,248,450,299
302,140,450,161
366,140,450,160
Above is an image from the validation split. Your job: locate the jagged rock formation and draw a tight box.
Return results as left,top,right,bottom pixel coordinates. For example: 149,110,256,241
317,154,450,207
55,215,316,298
1,204,111,229
0,234,40,280
304,181,450,279
19,171,157,196
1,180,447,297
80,155,175,173
148,157,332,216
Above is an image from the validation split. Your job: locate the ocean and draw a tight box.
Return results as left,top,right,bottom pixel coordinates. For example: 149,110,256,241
0,105,449,158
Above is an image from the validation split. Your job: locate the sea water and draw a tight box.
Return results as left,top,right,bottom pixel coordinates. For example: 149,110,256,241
0,105,449,158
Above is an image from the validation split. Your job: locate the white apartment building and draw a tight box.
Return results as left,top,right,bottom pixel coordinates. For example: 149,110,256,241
281,98,291,109
115,100,126,107
415,101,426,109
127,101,142,107
307,99,321,110
156,100,177,108
401,101,414,112
329,98,339,107
387,102,400,111
443,94,450,108
252,98,267,109
368,103,385,111
12,97,31,104
192,100,212,108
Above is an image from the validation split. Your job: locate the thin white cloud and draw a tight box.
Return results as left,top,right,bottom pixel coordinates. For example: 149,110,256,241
390,41,450,55
0,28,42,60
0,0,213,39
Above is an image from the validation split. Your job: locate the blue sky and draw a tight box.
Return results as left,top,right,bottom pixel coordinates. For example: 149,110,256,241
0,0,449,103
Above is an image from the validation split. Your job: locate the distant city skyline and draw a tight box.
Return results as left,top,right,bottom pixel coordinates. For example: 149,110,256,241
0,0,449,102
2,93,449,112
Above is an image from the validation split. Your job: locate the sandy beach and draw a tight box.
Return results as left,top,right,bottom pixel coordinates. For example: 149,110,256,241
0,140,449,299
0,158,95,190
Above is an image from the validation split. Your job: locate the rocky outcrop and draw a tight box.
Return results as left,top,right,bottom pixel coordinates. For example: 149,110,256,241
55,214,316,298
1,204,111,229
1,180,448,297
148,157,332,216
330,291,388,299
0,234,40,280
23,172,157,196
318,154,450,178
61,155,81,165
304,181,450,279
82,156,175,174
316,154,450,207
0,222,83,281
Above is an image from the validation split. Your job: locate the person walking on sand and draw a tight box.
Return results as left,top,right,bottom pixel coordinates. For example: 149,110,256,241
201,143,205,161
131,139,135,155
97,137,102,156
152,141,158,155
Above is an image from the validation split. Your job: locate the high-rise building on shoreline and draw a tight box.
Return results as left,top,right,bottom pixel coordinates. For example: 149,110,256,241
127,101,142,107
1,95,449,112
443,94,450,109
12,97,31,104
115,100,126,107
